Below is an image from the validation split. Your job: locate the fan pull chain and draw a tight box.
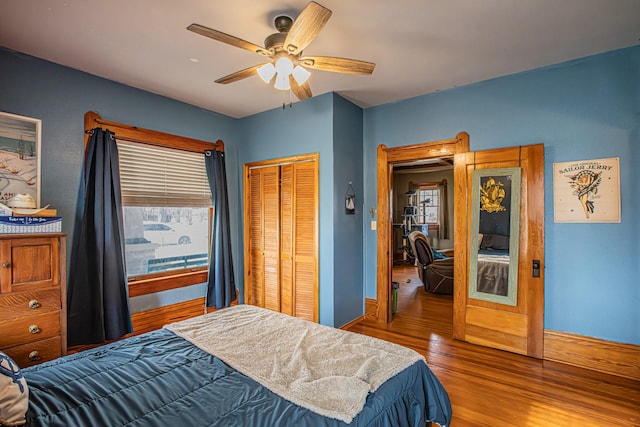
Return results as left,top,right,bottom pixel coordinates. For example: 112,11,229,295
281,90,293,110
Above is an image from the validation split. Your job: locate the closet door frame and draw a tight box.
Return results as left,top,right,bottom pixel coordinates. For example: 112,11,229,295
243,153,319,321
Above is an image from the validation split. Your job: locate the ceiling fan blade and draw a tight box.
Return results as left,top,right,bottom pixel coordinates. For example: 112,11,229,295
187,23,271,57
290,76,312,100
299,56,375,75
284,1,332,55
215,64,265,84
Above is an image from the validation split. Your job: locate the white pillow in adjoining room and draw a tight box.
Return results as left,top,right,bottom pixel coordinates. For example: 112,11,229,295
0,352,29,426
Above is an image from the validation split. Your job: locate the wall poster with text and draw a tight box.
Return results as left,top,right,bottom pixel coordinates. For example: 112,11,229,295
553,157,620,223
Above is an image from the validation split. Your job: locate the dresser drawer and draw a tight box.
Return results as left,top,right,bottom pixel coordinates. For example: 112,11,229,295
3,336,62,367
0,311,61,347
0,288,61,322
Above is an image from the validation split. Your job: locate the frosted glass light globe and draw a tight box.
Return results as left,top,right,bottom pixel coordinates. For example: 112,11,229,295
275,57,294,76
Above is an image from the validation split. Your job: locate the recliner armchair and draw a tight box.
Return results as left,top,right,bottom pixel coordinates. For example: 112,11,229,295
408,231,454,295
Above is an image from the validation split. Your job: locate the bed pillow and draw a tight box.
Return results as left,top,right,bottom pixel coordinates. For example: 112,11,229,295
479,233,510,250
0,351,29,426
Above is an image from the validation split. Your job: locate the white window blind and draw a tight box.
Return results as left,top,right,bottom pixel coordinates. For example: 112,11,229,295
117,139,211,207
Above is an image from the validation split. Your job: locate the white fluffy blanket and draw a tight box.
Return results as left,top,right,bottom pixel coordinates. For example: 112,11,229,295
165,305,424,423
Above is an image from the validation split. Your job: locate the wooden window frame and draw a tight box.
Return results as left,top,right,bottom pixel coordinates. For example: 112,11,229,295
409,179,448,233
84,111,223,297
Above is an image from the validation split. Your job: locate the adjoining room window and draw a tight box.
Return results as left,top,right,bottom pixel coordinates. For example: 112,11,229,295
416,187,439,224
117,140,211,279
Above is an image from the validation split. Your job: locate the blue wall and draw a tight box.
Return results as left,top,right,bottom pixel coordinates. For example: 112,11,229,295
236,94,337,325
332,94,364,327
236,93,365,327
363,46,640,345
0,47,241,312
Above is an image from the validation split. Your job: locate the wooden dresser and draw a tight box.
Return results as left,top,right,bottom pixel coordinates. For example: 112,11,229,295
0,234,66,367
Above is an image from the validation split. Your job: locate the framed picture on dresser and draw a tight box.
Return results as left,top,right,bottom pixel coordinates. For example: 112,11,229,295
0,112,42,208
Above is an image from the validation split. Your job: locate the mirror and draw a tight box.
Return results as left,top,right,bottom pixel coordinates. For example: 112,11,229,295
469,167,521,306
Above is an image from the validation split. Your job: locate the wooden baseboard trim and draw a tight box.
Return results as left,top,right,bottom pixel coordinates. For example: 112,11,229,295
544,330,640,381
365,298,378,321
340,315,364,330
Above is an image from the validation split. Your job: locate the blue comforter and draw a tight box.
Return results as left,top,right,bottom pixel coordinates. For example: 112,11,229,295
23,329,451,426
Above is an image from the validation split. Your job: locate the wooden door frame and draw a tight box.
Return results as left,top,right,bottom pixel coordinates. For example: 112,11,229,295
376,132,470,323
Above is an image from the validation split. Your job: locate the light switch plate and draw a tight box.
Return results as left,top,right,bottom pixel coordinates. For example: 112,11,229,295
371,220,377,230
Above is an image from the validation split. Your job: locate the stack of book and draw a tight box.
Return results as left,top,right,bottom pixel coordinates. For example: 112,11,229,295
0,206,62,234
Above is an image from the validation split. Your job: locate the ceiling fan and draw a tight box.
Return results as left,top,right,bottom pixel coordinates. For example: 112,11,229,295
187,1,375,101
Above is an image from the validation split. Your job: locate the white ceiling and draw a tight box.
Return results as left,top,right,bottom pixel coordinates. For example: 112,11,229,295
1,0,638,118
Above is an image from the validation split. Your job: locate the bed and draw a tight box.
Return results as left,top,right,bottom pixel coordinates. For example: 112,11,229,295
4,305,451,427
475,232,511,296
476,250,510,296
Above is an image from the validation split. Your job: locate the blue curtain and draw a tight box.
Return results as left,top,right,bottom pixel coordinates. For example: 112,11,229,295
67,128,132,346
204,150,236,308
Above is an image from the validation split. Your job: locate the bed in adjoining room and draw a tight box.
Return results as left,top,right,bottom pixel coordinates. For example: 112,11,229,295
3,305,451,427
475,232,512,296
476,250,510,296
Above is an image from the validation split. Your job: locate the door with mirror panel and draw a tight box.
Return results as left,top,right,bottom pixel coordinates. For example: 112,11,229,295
453,145,545,358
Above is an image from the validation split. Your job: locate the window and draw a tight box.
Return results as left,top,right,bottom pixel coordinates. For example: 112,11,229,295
117,140,212,280
416,187,439,224
84,112,223,298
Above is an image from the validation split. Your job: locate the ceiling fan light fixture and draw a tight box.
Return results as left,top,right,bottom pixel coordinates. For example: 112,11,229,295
292,65,311,85
275,57,294,76
257,63,276,83
274,73,290,91
189,1,374,103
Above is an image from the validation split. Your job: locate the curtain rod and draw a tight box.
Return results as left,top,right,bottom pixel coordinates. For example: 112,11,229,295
409,179,447,186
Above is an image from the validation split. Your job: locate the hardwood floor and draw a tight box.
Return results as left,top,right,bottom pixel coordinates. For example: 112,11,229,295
344,266,640,426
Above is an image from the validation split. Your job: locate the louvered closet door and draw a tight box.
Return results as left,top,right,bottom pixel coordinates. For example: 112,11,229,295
245,155,318,322
290,161,318,322
247,166,280,310
280,161,318,322
280,164,294,316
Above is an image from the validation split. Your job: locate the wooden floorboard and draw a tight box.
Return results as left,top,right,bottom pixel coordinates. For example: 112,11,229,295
344,266,640,427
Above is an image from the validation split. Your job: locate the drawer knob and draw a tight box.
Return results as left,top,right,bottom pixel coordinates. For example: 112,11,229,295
28,299,41,309
1,262,9,268
28,324,41,334
28,351,41,361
